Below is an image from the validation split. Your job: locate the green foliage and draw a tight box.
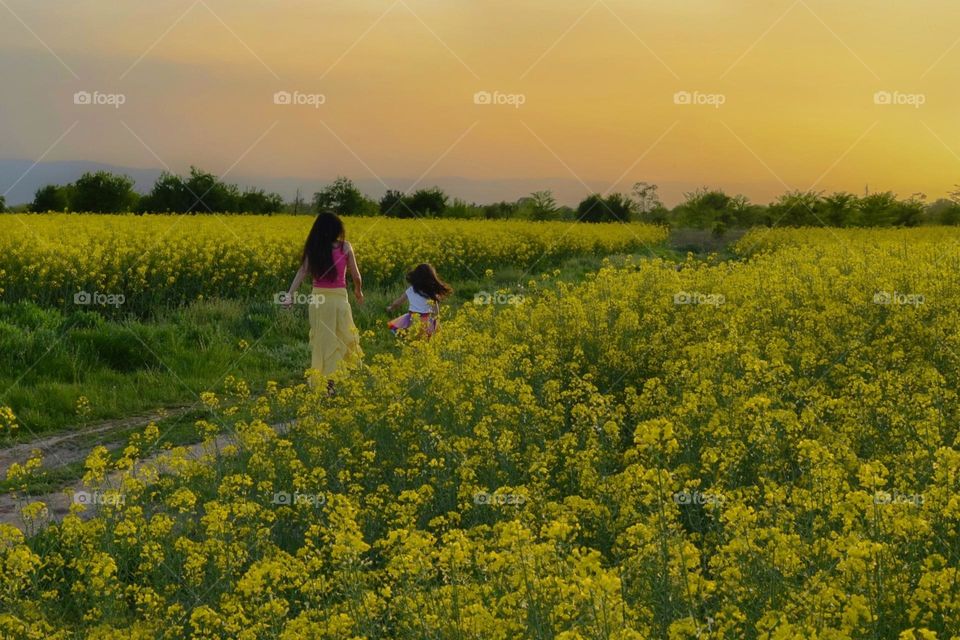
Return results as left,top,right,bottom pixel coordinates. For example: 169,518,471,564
138,171,191,213
69,172,138,213
31,184,71,213
762,190,928,229
942,205,960,225
577,192,636,223
671,188,758,231
822,192,858,226
632,182,666,223
406,187,448,216
379,190,409,218
892,194,926,227
483,201,520,219
444,198,484,219
238,188,284,214
71,325,162,372
138,167,284,214
528,190,560,221
380,187,449,218
0,299,308,433
768,191,828,227
576,194,605,223
313,176,377,216
27,168,284,215
181,167,239,212
857,192,901,227
21,170,960,228
928,198,960,225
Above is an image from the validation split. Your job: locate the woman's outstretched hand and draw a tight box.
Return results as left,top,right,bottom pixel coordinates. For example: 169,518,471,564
354,288,365,305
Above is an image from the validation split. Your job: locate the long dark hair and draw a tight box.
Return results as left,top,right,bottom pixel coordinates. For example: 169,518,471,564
407,263,452,301
303,211,345,281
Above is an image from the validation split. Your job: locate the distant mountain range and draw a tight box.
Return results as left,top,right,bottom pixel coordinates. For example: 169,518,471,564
0,160,164,205
0,158,746,208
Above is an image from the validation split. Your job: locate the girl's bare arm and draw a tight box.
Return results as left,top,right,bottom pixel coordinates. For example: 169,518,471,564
386,292,408,313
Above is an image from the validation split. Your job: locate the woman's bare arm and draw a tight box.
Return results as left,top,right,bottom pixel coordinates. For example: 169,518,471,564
284,258,308,307
345,242,364,304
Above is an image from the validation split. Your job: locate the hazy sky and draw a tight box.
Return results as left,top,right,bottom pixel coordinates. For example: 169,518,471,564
2,0,960,205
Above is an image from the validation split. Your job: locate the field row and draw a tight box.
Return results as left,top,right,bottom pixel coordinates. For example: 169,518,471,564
0,215,667,314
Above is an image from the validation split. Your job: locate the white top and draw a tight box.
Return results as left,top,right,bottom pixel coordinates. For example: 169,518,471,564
406,286,436,314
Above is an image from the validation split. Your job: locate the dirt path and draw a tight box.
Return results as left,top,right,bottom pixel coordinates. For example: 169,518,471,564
0,419,295,530
0,406,195,475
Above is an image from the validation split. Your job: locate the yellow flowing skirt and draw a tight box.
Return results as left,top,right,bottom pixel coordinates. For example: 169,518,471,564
308,287,362,377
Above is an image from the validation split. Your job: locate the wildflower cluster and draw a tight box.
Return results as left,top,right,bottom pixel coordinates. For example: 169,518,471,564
0,214,666,314
0,405,18,437
1,228,959,638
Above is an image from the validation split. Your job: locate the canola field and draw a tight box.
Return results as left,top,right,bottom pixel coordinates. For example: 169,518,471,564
0,214,667,315
2,226,960,638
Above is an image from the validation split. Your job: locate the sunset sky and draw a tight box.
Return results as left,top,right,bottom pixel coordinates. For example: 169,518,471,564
2,0,960,205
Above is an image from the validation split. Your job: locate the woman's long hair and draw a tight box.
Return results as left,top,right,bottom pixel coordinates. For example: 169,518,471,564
407,263,453,301
303,211,345,281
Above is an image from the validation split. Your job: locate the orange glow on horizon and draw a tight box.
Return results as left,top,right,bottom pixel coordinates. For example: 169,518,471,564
1,0,959,205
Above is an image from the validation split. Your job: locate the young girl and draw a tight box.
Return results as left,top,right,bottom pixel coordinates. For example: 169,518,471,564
386,263,452,338
284,211,364,390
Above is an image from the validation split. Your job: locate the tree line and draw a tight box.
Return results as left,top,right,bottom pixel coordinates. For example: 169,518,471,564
24,168,284,215
6,170,960,229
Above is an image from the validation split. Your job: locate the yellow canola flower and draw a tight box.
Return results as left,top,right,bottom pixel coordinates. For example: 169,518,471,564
0,214,666,314
3,226,960,637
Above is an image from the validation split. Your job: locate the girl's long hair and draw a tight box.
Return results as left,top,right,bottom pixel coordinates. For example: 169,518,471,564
407,263,453,301
303,211,345,281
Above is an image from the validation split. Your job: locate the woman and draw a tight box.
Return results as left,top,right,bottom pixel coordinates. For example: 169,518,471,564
284,211,364,390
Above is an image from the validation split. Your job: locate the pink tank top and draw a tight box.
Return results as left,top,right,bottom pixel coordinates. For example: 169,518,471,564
312,244,348,288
